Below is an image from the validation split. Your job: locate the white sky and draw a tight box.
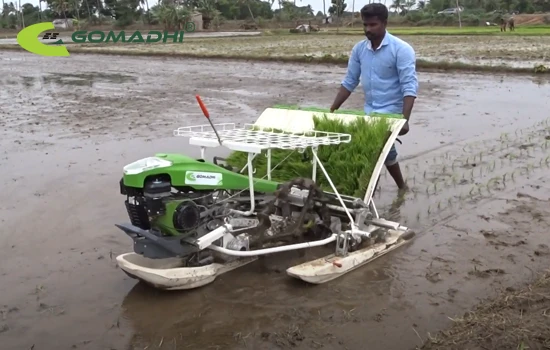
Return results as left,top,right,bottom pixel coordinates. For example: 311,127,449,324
19,0,384,14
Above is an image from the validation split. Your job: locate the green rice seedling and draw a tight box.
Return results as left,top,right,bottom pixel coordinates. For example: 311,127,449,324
225,112,395,198
270,104,405,119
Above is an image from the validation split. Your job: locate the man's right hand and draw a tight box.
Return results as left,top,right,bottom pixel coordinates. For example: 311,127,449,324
399,121,410,135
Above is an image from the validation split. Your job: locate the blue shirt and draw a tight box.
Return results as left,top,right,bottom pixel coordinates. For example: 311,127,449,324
341,31,418,114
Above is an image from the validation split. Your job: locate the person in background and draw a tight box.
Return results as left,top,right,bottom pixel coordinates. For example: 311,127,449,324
330,3,418,191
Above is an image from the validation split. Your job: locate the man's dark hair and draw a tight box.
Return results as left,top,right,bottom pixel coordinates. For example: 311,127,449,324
360,3,389,22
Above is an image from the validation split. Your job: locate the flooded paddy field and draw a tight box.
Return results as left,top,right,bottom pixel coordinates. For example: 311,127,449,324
64,33,550,69
1,51,550,350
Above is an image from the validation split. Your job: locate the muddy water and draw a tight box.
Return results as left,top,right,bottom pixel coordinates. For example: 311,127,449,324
1,51,550,350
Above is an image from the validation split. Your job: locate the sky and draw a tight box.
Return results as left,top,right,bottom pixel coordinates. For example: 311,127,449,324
18,0,384,14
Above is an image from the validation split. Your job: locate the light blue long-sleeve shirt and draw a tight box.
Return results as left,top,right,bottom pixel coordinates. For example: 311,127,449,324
341,31,418,114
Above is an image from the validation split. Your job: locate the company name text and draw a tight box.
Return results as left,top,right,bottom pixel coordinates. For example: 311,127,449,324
70,29,193,44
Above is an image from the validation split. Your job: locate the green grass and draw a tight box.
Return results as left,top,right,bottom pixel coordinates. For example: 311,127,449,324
390,25,550,35
225,112,394,198
264,25,550,36
1,43,547,75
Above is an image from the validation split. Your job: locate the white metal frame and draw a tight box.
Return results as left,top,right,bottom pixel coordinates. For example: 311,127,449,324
174,123,355,222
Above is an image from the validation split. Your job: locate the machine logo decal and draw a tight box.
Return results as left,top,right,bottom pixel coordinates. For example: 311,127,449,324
185,171,223,186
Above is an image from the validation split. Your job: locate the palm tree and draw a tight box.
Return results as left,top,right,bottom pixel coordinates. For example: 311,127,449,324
72,0,80,22
237,0,255,23
82,0,91,22
151,2,190,30
195,0,220,29
390,0,403,15
52,0,69,26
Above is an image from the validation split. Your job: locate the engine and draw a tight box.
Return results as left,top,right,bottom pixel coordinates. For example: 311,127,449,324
120,175,227,239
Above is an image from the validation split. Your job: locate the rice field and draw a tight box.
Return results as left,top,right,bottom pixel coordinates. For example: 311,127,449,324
1,24,549,72
309,25,550,36
69,32,550,70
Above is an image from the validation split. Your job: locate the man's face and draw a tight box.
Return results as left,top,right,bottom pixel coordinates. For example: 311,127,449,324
362,16,386,40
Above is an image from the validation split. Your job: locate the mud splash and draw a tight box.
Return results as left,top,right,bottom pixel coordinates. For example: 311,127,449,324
1,51,550,350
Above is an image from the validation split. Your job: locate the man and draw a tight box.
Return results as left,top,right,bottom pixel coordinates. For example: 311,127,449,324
330,3,418,190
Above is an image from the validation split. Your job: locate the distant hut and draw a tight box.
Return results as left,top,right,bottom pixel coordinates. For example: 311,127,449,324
190,12,203,31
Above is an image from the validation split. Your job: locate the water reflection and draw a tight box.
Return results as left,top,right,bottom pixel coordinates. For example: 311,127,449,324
531,75,550,86
42,72,138,87
3,72,138,89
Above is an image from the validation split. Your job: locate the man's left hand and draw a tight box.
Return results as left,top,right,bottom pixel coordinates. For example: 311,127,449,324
399,120,409,135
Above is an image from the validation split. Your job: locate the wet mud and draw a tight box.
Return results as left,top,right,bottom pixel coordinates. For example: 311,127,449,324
1,51,550,350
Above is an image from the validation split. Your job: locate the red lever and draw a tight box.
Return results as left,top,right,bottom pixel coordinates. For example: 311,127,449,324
196,95,210,119
195,94,222,146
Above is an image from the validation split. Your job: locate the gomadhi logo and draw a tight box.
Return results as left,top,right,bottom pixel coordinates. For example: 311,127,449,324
17,22,69,57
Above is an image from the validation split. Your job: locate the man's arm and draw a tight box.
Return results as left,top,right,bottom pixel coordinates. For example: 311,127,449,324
330,44,361,112
396,43,418,134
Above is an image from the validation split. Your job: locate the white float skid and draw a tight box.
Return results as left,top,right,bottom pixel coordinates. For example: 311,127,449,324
116,108,415,290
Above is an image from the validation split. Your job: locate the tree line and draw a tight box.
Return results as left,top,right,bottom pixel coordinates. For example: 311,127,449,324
2,0,549,30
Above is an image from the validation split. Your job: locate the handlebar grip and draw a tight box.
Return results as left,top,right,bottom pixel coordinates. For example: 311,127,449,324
195,95,210,119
